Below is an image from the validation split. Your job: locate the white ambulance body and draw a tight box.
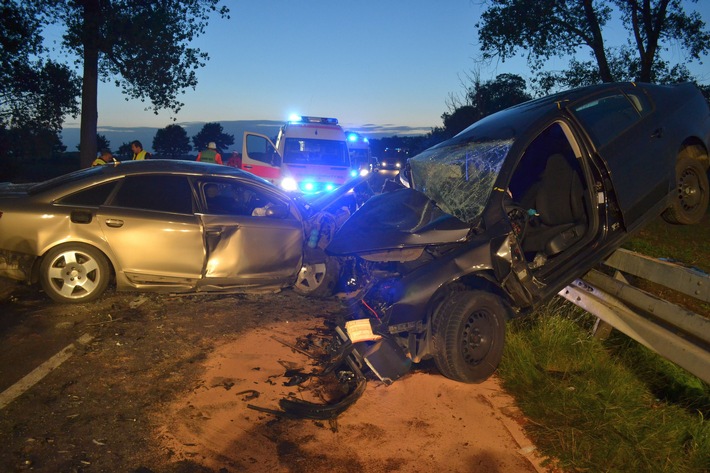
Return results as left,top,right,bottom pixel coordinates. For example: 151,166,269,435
241,116,354,194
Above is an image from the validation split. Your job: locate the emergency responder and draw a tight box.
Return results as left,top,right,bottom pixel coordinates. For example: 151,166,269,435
196,142,223,164
130,140,151,160
92,148,117,166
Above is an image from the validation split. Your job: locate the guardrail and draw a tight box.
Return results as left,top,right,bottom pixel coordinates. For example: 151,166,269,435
558,248,710,384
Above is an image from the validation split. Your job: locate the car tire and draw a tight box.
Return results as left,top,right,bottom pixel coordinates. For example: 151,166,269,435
432,290,510,383
40,243,110,303
292,256,340,298
662,157,709,225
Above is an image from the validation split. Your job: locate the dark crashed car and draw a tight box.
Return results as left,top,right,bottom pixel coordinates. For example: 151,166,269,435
0,160,362,303
328,82,710,383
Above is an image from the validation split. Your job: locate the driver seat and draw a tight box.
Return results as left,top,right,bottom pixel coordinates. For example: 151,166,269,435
522,153,587,256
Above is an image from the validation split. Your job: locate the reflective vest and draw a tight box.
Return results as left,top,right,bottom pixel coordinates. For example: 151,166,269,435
133,150,148,160
199,149,218,163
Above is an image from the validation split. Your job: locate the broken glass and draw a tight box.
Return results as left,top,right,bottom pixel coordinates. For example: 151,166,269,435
409,139,512,223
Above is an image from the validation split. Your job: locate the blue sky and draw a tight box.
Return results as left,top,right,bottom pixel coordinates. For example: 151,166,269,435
54,1,710,151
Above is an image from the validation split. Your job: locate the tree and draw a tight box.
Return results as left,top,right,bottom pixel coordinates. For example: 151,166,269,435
192,122,235,152
34,0,230,168
442,74,532,137
117,142,133,161
76,133,110,152
0,2,80,134
477,0,710,90
153,124,192,159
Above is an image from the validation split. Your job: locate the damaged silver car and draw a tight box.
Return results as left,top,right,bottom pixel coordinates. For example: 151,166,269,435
328,82,710,383
0,160,366,303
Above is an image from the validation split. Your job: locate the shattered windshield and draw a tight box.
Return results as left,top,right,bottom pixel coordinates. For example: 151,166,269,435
409,139,512,223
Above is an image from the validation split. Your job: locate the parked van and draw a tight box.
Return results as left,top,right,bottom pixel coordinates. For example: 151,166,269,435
241,116,355,193
346,131,378,172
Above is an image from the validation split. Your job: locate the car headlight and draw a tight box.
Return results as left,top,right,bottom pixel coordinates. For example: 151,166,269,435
281,177,298,192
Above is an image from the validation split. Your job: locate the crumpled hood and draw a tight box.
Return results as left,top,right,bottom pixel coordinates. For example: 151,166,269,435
326,188,470,255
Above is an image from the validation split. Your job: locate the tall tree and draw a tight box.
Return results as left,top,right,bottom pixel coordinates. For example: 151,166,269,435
153,124,191,159
192,122,235,152
35,0,230,168
477,0,710,89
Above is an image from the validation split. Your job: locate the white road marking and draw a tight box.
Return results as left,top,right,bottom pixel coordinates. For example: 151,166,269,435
0,333,94,410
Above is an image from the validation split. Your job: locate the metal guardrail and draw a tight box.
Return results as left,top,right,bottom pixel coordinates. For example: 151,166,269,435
558,248,710,384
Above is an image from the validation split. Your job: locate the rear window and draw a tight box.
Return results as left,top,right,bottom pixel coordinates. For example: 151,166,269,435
56,181,118,207
110,175,193,214
571,94,642,148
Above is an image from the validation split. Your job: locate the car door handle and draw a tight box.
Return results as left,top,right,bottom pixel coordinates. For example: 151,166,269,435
105,219,124,228
651,127,663,139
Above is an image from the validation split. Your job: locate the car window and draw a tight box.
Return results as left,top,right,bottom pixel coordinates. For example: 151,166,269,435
199,179,290,218
110,175,193,214
571,93,641,148
55,181,118,206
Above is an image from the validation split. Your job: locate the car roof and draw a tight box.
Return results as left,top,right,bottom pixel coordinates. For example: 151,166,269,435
30,159,275,195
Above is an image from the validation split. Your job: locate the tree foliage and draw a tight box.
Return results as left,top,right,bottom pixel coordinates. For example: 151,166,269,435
33,0,230,168
0,1,80,133
442,73,532,137
192,122,235,152
477,0,710,91
153,124,192,159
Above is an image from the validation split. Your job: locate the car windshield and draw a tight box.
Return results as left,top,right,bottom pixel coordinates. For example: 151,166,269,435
409,138,513,224
283,138,350,166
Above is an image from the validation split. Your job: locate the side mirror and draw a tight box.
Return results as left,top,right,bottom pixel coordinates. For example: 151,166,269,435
271,153,282,167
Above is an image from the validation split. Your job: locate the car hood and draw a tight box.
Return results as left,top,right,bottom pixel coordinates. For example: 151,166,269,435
327,187,471,255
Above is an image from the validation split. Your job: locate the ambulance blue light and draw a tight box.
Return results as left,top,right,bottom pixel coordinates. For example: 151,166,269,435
288,114,302,123
303,182,315,192
349,169,358,177
325,183,335,191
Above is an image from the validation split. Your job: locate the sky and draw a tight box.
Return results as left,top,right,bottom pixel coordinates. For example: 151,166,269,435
54,0,710,152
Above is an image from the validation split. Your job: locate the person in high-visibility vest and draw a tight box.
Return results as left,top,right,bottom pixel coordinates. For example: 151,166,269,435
131,140,151,160
196,142,223,164
92,148,117,166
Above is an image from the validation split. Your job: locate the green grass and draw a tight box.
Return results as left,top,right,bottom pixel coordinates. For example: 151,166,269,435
498,209,710,472
499,299,710,472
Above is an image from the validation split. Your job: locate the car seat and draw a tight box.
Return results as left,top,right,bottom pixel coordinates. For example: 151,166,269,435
522,153,587,256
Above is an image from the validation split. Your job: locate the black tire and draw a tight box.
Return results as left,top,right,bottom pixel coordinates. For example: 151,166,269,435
40,243,110,303
662,157,709,225
432,290,510,383
292,256,340,298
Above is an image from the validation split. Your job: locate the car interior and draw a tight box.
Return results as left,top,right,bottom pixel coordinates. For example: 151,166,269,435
507,123,591,269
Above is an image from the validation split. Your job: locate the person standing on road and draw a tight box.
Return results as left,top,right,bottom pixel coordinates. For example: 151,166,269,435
196,142,223,164
92,148,117,166
131,140,151,160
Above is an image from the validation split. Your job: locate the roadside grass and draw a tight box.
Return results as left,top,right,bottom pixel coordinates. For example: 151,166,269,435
499,211,710,472
499,300,710,472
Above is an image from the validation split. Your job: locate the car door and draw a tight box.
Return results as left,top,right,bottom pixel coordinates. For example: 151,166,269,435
569,86,671,228
196,177,303,286
241,132,282,183
98,174,205,285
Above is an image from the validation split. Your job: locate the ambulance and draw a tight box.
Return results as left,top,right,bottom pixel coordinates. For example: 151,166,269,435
241,116,356,194
345,131,376,172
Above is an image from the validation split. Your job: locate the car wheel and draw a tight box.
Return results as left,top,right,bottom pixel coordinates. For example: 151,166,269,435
662,157,709,225
432,290,510,383
40,243,110,303
292,256,340,298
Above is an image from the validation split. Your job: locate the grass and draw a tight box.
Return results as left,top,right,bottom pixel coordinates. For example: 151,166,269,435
498,211,710,472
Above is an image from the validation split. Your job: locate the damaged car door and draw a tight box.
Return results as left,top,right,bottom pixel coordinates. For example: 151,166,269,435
196,177,303,289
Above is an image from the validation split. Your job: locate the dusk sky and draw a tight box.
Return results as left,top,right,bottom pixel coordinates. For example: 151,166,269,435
53,1,710,149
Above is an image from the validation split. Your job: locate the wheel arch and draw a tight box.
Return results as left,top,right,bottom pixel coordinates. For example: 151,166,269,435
678,138,709,169
425,271,513,329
